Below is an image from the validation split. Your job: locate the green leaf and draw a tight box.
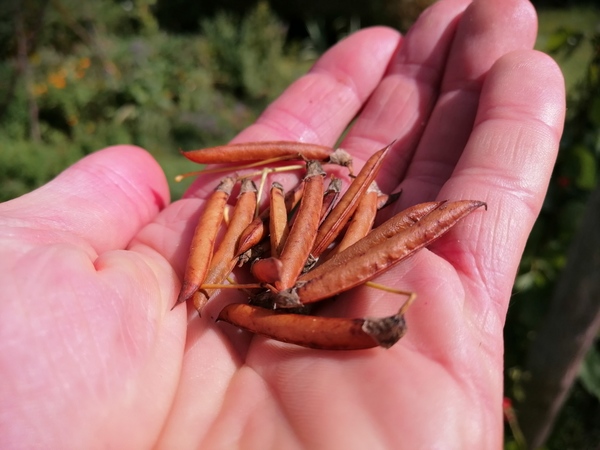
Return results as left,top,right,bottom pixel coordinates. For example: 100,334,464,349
588,96,600,128
546,29,571,53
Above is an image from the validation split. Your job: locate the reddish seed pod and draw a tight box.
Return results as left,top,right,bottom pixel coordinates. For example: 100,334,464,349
276,200,485,307
251,161,326,289
182,141,353,169
329,181,380,256
250,257,283,285
272,160,326,291
319,177,342,226
300,201,445,287
175,176,236,307
217,303,408,350
236,181,304,257
311,143,391,258
193,178,258,313
269,182,289,258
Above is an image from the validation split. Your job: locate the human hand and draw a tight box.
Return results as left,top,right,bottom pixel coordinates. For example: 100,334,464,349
0,0,565,448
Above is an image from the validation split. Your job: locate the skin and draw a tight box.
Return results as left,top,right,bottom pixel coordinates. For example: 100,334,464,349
0,0,565,448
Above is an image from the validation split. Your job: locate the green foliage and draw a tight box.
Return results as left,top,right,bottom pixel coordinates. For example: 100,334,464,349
535,6,600,91
201,2,291,99
0,136,84,202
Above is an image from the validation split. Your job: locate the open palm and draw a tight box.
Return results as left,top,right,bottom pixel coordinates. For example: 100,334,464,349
0,0,565,448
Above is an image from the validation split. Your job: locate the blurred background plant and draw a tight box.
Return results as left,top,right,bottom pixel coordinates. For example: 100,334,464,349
1,0,599,448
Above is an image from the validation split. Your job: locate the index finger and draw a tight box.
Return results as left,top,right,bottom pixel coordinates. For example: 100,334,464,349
183,27,402,200
436,50,565,319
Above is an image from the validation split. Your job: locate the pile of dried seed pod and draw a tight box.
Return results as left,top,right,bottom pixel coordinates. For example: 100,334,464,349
174,141,485,350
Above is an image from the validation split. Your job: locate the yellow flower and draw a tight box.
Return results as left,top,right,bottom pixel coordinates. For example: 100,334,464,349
78,57,91,69
75,57,91,79
48,69,67,89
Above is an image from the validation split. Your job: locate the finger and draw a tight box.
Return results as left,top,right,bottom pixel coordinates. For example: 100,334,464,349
0,145,170,254
237,26,401,146
183,26,402,200
0,238,185,448
400,0,538,204
339,0,472,186
435,50,565,317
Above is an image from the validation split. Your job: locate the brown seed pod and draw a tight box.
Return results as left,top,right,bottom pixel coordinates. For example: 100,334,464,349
193,178,258,313
236,181,304,257
276,200,485,307
217,302,410,350
175,176,236,307
269,182,289,258
252,160,326,290
311,143,391,258
329,181,380,256
319,177,342,226
298,201,445,286
181,140,352,169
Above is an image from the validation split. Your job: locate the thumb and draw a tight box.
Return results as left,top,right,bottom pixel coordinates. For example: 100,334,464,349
0,145,170,253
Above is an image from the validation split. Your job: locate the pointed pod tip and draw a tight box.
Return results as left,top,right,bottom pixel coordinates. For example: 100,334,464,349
464,200,487,212
175,282,198,308
382,140,397,154
193,290,209,315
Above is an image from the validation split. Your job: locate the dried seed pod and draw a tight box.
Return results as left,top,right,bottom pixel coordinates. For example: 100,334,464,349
252,161,326,290
319,177,342,226
193,178,258,313
329,181,380,256
182,141,352,169
298,201,445,285
272,160,326,290
175,177,236,307
311,143,391,258
269,182,289,258
236,181,304,257
217,303,409,350
276,200,485,307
